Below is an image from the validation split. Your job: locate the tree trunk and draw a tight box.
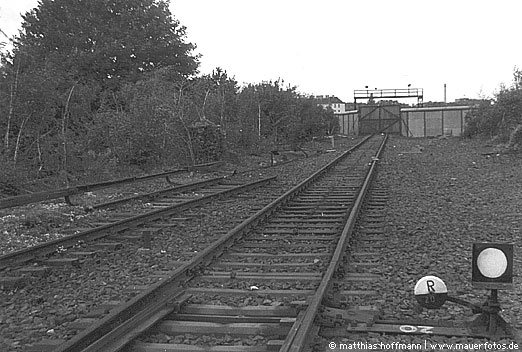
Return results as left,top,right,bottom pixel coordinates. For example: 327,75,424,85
62,84,76,186
13,112,32,163
200,89,210,123
220,89,226,138
5,59,20,152
257,103,261,136
36,134,43,177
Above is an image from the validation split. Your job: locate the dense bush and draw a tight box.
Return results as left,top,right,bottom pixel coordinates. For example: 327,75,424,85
189,124,224,164
0,155,26,196
464,68,522,143
0,1,336,193
1,0,199,187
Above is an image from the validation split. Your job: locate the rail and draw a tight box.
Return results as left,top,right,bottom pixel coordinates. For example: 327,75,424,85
50,135,374,352
0,175,274,269
280,134,388,351
90,176,225,210
0,161,223,210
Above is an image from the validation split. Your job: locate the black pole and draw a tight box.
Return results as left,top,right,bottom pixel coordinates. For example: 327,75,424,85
489,289,499,336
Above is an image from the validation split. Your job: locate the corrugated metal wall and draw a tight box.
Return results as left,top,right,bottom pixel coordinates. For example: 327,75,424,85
337,110,359,135
338,106,472,137
401,106,471,137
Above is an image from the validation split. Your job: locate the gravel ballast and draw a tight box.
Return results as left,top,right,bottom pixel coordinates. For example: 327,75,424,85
320,135,522,351
0,139,355,351
1,135,521,351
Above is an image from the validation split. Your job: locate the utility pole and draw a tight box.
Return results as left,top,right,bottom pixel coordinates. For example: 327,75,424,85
444,83,447,103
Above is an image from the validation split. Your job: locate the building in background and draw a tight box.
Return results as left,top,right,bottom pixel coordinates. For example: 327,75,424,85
454,97,492,106
314,95,349,114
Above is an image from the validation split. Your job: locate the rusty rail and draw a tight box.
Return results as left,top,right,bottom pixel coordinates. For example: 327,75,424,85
280,134,388,351
0,162,222,210
49,136,373,352
0,175,275,269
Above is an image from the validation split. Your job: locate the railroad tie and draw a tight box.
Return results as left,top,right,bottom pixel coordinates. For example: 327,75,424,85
139,227,161,249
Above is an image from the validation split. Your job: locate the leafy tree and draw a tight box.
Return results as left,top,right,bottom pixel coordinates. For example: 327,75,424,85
233,81,335,150
234,84,261,148
203,68,239,133
0,0,199,183
87,68,219,168
246,79,297,142
8,0,198,87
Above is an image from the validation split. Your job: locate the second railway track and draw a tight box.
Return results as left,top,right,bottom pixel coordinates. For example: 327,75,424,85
0,176,277,271
22,134,387,352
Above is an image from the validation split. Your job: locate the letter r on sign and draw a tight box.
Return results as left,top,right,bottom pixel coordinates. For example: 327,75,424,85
426,280,435,293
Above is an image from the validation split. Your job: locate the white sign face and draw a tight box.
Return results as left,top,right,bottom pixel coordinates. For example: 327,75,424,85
477,248,508,278
414,275,448,309
414,276,448,295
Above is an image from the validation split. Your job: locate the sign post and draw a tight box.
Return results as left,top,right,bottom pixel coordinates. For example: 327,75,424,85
468,243,514,337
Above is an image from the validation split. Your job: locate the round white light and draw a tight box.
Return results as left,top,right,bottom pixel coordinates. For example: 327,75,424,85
477,248,508,278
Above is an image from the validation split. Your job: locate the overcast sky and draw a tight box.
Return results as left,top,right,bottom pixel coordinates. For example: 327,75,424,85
1,0,521,103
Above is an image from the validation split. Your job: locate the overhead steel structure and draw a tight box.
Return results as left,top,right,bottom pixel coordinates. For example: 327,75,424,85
354,88,424,108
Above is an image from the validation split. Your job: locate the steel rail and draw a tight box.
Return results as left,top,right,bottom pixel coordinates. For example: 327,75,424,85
0,176,276,269
91,175,225,210
280,134,388,352
0,161,222,210
50,135,373,352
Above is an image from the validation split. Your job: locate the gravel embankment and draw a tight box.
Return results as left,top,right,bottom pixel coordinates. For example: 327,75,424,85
0,138,358,351
321,135,522,351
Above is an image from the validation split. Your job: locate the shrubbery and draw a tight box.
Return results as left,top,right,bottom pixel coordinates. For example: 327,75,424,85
464,68,522,147
0,1,336,194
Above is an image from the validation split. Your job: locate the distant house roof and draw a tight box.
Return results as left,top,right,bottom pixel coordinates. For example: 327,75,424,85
314,95,344,104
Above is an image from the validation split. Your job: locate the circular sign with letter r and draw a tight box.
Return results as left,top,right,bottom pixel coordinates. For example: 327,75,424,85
414,275,448,309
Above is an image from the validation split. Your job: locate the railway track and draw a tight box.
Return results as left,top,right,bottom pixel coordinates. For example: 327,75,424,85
0,162,223,210
316,186,389,350
23,134,387,352
0,175,276,276
87,176,227,210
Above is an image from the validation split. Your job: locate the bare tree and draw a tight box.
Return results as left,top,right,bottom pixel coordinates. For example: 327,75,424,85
61,83,76,186
4,58,20,152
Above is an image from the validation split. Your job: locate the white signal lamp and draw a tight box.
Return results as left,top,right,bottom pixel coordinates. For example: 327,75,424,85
472,243,513,290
